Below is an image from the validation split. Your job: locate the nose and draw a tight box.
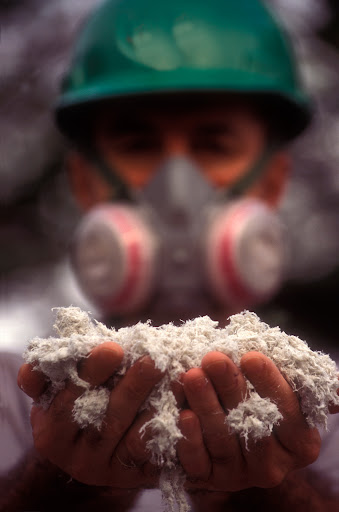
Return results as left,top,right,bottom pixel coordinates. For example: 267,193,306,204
162,132,191,159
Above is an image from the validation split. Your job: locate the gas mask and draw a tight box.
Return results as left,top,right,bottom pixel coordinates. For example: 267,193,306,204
71,157,287,317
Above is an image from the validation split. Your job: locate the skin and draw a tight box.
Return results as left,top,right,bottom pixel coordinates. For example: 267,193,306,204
68,97,290,211
18,348,327,493
16,97,339,506
179,352,322,490
19,347,164,488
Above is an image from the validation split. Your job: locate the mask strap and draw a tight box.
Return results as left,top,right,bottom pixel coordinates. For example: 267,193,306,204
81,147,134,202
224,143,279,200
82,143,278,202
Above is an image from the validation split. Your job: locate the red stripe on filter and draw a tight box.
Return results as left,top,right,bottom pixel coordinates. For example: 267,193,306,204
217,206,256,306
98,205,156,315
207,201,262,308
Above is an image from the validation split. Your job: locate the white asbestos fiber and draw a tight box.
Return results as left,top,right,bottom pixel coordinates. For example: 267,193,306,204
24,307,339,512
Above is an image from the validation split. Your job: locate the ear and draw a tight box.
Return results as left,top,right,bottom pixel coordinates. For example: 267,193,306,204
66,151,108,211
249,151,291,207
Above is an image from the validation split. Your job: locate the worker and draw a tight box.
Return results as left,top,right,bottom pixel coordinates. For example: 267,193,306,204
2,0,339,510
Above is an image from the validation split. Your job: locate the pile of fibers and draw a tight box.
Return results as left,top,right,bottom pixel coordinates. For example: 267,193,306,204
24,307,339,512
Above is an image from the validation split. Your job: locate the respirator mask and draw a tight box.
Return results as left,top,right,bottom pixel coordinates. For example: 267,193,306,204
71,156,287,317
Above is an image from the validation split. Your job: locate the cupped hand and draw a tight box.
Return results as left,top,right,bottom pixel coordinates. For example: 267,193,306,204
177,351,322,493
17,342,164,489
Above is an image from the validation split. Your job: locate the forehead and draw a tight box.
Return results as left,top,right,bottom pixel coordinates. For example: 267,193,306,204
94,93,267,132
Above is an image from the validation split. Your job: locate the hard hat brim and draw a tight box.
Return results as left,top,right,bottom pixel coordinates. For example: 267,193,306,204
56,70,312,142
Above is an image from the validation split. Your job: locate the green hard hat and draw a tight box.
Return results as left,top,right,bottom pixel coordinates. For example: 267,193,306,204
56,0,312,141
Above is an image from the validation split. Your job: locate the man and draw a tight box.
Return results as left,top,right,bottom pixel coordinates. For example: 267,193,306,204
1,0,339,510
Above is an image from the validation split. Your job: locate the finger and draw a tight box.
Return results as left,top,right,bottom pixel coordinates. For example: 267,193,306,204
31,390,80,463
32,342,123,452
239,434,292,488
329,384,339,414
36,353,161,446
33,342,120,449
178,405,247,492
21,342,124,401
114,407,161,484
241,352,321,465
58,355,162,446
329,403,339,414
177,409,211,481
79,341,124,384
72,407,161,488
101,356,163,440
17,364,47,400
182,368,237,458
117,408,155,464
32,396,113,487
70,417,144,487
29,343,124,482
53,341,124,431
202,352,248,411
171,378,186,408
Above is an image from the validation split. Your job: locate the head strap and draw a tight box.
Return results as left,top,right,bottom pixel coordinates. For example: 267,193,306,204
225,144,279,200
82,148,134,202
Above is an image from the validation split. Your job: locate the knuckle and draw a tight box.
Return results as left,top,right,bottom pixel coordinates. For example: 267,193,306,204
33,426,59,460
212,453,235,470
186,468,209,482
205,430,230,453
53,388,78,411
305,442,321,465
68,461,87,483
33,432,49,456
182,455,212,482
124,434,147,463
105,411,127,437
125,381,147,402
197,402,221,417
83,427,104,446
32,417,54,456
265,468,285,488
294,431,321,467
258,466,286,488
248,454,286,489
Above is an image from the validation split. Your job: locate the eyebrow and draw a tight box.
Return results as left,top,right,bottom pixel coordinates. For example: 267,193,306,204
100,116,238,137
104,116,156,135
194,123,236,137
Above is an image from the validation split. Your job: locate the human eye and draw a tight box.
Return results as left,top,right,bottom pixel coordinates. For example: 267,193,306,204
193,135,240,157
113,134,161,154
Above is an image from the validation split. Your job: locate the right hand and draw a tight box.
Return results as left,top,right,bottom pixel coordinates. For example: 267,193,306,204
17,342,164,489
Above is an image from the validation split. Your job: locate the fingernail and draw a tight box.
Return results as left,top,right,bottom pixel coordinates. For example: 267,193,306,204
206,360,227,378
242,355,267,376
18,382,26,393
91,345,122,361
180,415,195,436
188,375,208,392
138,356,161,379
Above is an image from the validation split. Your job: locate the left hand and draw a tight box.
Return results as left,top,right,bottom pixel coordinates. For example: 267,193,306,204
177,351,323,493
18,343,165,489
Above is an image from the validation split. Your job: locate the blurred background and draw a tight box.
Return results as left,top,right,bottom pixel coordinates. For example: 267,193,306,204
0,0,338,354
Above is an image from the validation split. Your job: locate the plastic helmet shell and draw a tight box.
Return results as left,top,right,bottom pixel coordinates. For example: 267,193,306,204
56,0,312,140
